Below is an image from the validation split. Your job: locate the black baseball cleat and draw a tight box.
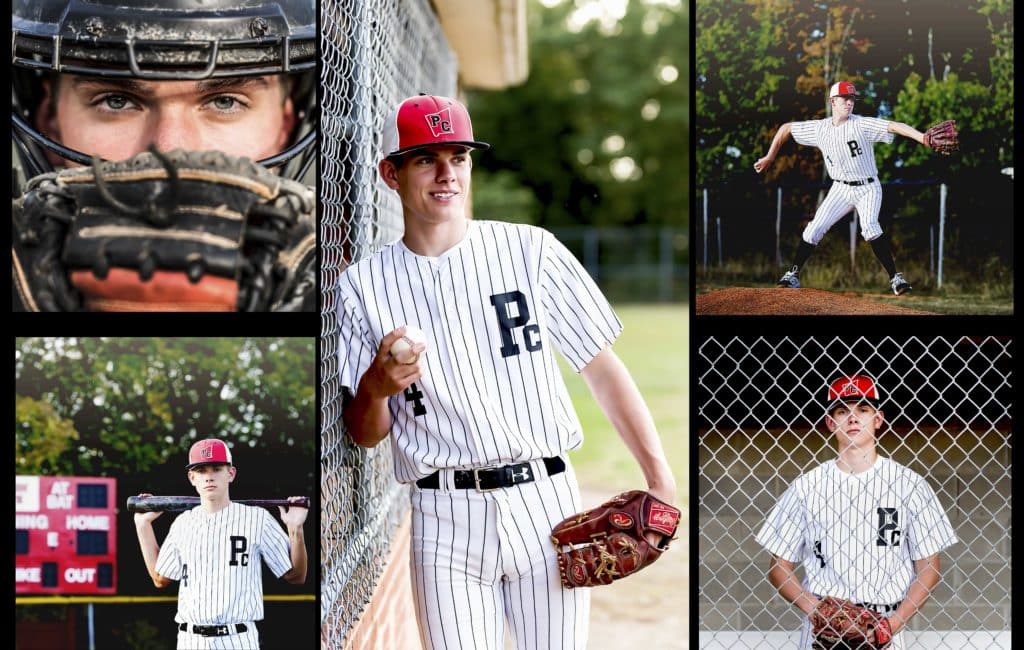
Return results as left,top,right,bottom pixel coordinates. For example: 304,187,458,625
890,272,912,295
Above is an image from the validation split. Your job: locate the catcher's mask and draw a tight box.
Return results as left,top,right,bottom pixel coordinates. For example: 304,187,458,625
11,0,316,184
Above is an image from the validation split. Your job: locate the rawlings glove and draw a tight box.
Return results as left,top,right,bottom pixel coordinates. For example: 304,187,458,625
550,490,680,588
12,148,315,312
811,596,893,650
922,120,959,155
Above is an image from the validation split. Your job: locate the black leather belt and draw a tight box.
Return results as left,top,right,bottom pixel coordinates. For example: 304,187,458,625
416,457,565,491
836,177,875,186
179,623,248,637
855,600,902,613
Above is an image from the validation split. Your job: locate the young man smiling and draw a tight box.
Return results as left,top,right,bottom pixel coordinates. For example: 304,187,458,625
336,94,677,649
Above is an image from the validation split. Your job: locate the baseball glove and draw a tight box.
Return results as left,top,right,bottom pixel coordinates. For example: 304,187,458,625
550,490,680,588
811,596,893,650
922,119,959,155
12,148,316,312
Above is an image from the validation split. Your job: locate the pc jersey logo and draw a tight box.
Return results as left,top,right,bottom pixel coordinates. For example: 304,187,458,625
425,108,454,138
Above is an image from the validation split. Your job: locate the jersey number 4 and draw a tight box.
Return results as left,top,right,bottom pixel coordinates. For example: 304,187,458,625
404,383,428,417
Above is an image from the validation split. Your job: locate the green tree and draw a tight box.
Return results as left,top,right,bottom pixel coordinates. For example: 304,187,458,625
14,337,315,477
15,396,79,474
468,0,688,228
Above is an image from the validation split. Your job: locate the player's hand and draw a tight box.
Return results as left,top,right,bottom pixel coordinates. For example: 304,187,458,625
132,493,163,525
754,155,774,174
359,327,426,399
278,496,309,528
644,481,677,548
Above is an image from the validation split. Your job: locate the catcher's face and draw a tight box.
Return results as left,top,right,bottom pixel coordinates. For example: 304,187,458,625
36,75,296,165
381,145,472,225
826,401,883,450
188,463,236,501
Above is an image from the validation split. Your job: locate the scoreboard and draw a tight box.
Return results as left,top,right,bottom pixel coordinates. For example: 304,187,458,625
15,476,117,594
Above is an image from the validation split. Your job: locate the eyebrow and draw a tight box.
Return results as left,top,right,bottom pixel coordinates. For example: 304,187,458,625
68,76,272,96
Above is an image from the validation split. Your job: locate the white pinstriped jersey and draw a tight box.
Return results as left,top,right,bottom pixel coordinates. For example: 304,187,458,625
337,220,623,483
791,115,894,181
756,456,957,604
155,503,292,625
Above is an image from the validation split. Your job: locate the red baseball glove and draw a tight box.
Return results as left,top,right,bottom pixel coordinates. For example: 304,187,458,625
550,490,680,588
811,596,893,649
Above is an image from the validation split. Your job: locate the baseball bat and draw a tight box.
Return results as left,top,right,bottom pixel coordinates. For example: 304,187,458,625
126,495,310,513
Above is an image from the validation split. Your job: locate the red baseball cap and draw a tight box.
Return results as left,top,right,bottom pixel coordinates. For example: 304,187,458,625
827,375,881,409
186,438,233,470
381,94,490,158
829,81,860,98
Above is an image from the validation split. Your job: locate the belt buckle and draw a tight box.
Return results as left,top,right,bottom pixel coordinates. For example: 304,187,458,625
216,625,229,636
473,466,499,492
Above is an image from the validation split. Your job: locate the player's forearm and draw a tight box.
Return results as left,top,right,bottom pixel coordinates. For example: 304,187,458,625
888,121,925,145
134,522,168,588
343,382,392,447
768,560,818,615
766,122,793,157
284,526,307,584
580,348,676,500
889,556,941,634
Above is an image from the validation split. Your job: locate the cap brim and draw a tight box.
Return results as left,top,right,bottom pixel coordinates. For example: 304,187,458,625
186,461,231,470
828,397,880,411
386,140,491,158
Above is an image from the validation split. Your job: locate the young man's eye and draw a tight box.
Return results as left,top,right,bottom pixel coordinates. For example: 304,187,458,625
209,96,245,111
96,94,133,111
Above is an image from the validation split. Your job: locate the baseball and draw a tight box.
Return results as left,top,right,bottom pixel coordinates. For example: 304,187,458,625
390,325,427,364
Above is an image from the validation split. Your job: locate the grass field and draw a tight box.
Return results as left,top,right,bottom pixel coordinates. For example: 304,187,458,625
561,304,688,501
696,257,1014,315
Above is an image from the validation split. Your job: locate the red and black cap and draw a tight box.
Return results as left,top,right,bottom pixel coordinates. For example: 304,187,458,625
186,438,233,470
826,374,881,411
381,94,490,158
829,81,860,98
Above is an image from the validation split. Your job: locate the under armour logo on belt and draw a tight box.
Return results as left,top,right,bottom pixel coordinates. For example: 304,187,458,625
509,466,531,483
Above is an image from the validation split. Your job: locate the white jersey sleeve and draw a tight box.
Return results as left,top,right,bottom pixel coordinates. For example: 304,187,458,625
905,475,958,559
538,231,623,372
790,120,822,147
336,271,384,395
154,513,185,580
858,116,895,145
755,479,807,563
259,508,293,578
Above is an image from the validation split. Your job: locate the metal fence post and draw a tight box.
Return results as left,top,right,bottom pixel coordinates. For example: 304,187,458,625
938,183,946,289
775,187,782,266
703,188,708,273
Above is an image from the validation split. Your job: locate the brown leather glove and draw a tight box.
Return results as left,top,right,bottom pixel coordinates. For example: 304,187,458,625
922,120,959,155
811,596,894,649
550,490,680,588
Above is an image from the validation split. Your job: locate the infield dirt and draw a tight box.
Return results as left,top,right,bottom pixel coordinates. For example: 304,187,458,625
696,288,936,316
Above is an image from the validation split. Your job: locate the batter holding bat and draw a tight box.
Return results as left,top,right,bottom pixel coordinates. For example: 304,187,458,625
754,81,959,295
337,95,678,650
133,438,308,649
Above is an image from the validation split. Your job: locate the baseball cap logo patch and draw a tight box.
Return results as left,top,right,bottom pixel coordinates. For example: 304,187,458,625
425,107,454,138
201,446,213,459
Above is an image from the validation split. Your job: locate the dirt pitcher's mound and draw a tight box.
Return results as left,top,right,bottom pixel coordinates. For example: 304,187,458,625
697,287,937,316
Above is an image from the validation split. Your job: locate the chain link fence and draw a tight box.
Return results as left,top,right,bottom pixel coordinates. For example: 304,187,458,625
319,0,458,646
696,335,1012,649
